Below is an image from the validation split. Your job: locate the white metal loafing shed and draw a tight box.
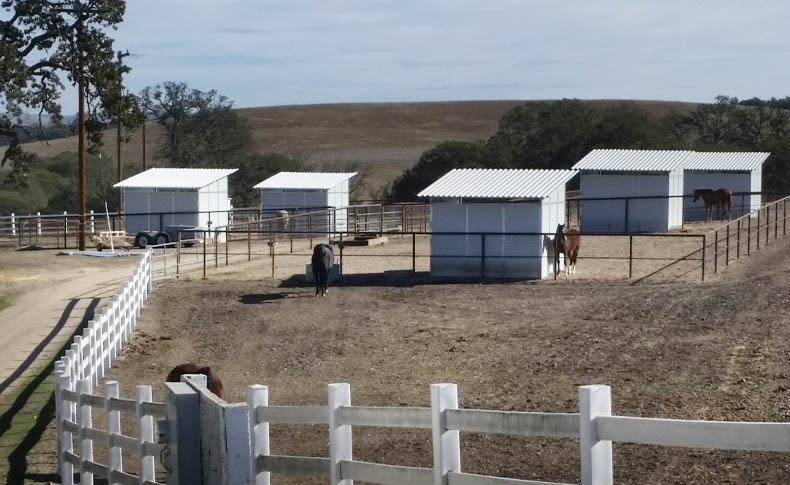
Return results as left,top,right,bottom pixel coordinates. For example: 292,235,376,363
573,149,688,233
114,168,237,239
254,172,356,232
682,151,769,220
418,169,577,279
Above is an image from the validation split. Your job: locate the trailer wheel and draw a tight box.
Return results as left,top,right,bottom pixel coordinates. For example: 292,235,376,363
135,232,154,248
154,232,171,246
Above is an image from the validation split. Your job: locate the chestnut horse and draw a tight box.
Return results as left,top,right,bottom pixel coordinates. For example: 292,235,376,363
693,188,732,221
166,363,225,399
553,224,581,276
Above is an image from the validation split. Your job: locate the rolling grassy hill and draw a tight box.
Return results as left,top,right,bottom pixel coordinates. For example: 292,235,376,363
19,99,697,192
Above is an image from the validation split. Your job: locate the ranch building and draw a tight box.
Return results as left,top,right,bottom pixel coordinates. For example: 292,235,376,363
418,168,576,279
254,172,356,233
682,151,769,220
573,149,687,233
114,167,237,241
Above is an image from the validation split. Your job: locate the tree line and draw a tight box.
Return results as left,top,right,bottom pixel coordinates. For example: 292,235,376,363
387,96,790,200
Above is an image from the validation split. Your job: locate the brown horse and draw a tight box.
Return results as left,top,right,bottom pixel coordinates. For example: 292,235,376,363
553,224,581,276
166,363,225,399
693,188,732,221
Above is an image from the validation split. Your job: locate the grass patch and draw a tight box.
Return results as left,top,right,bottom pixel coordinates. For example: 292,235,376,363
0,294,13,312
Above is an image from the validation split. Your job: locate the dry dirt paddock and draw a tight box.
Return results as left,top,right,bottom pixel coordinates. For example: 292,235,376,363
32,228,789,484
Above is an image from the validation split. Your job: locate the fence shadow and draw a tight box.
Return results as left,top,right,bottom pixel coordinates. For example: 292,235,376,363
1,298,99,484
239,293,298,304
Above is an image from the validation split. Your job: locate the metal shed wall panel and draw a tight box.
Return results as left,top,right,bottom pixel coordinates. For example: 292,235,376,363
123,190,200,234
259,181,350,232
430,201,545,278
580,172,680,233
683,172,754,220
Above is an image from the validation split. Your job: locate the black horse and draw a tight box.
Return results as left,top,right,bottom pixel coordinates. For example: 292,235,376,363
311,244,334,296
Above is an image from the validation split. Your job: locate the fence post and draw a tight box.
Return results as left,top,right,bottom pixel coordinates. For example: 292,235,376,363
431,383,461,485
579,385,613,485
737,219,741,258
203,231,207,279
757,209,761,249
54,362,66,478
775,203,779,239
784,199,787,236
714,230,718,274
248,224,251,261
270,242,275,278
59,372,74,485
10,212,15,237
628,235,633,278
78,379,94,485
137,385,156,483
89,210,95,234
104,381,123,483
18,219,23,246
248,385,270,485
701,235,706,282
37,211,41,235
725,225,730,266
379,204,384,236
164,382,202,485
747,214,751,255
480,234,486,278
215,228,219,269
413,233,416,273
226,226,229,266
328,383,352,485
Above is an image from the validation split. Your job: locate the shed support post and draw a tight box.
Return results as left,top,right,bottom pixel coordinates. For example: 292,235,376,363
431,383,460,485
579,385,613,485
247,385,270,485
164,382,201,485
328,383,353,485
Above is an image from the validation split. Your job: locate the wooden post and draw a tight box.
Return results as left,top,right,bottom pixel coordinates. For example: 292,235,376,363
701,235,706,282
379,204,384,236
177,233,181,279
214,228,219,269
136,385,156,483
105,381,123,482
628,235,633,278
431,383,461,485
202,231,207,280
248,385,270,485
248,223,252,261
784,200,787,236
579,385,613,485
270,243,275,278
328,383,353,485
726,224,730,266
79,379,94,485
226,227,229,266
714,230,718,274
412,233,416,273
775,203,779,239
164,382,201,485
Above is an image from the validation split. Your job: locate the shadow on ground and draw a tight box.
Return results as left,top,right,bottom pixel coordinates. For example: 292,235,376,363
1,298,99,485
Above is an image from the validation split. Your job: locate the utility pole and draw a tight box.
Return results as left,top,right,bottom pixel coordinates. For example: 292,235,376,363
142,120,146,170
116,50,130,214
77,9,87,251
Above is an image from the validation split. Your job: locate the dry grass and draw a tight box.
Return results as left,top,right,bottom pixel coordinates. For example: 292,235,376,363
20,100,697,191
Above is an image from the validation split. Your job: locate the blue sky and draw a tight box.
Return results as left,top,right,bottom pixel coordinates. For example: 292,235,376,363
57,0,790,113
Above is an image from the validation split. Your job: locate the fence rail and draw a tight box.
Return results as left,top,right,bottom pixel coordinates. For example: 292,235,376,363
54,248,160,485
243,382,790,485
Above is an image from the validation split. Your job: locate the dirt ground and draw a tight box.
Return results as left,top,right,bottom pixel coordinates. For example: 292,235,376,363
22,227,790,484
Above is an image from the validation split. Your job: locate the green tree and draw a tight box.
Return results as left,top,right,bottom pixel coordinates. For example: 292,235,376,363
390,141,492,201
138,82,253,169
0,0,132,183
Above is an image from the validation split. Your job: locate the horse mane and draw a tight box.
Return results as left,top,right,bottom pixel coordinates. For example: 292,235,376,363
166,362,225,400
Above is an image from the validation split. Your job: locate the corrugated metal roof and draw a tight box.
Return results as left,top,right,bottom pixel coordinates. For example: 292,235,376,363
417,169,577,199
572,149,693,172
114,168,238,189
254,172,357,190
684,151,770,171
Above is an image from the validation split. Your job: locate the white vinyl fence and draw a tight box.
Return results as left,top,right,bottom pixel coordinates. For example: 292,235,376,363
54,248,160,485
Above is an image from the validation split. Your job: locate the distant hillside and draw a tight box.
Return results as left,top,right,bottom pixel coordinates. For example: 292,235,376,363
20,100,697,190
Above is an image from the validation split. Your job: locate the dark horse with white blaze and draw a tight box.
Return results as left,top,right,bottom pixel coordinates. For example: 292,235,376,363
553,223,581,276
312,243,334,296
693,188,732,222
166,362,225,399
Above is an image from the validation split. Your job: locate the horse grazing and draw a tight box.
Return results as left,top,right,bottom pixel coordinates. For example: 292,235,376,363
311,243,334,296
166,363,225,400
553,224,581,276
693,188,732,221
